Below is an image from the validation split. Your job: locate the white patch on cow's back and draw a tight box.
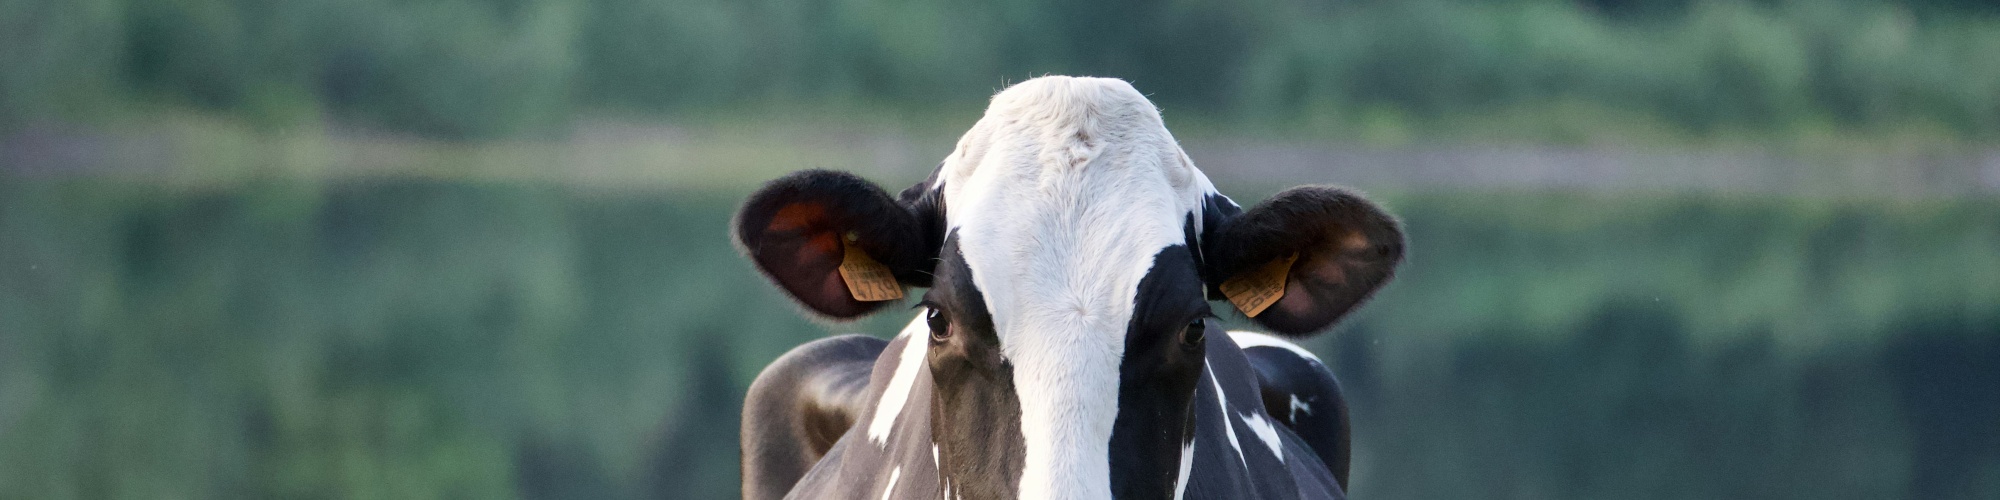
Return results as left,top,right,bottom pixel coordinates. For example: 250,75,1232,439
1240,412,1286,463
1289,394,1312,423
881,466,901,500
1229,330,1324,364
1231,331,1309,462
1206,360,1246,469
936,75,1225,498
869,315,930,446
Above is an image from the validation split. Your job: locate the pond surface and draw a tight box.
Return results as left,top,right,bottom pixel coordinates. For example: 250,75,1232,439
1,177,1995,499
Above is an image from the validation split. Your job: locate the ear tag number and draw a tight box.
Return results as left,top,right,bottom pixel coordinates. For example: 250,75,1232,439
839,235,904,302
1220,253,1298,317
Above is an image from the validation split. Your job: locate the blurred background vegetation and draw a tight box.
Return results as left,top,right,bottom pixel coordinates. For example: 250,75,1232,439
7,0,2000,141
2,0,1998,499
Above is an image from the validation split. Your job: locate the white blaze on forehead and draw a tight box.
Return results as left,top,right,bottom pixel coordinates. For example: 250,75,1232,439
938,76,1216,498
870,314,931,446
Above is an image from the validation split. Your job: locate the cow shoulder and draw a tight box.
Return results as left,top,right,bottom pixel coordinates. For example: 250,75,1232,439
1184,330,1347,499
776,322,943,500
742,334,887,500
1231,331,1352,490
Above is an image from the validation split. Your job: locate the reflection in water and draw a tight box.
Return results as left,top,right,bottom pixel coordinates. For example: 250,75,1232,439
1336,300,1998,498
1886,325,2000,500
0,179,1994,499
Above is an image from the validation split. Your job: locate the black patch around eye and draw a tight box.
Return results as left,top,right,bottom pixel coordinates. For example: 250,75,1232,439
923,232,994,344
923,231,1022,498
1182,318,1206,349
1124,244,1210,345
1107,244,1209,499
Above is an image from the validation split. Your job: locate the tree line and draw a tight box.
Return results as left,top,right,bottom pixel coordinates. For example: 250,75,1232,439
3,0,1996,140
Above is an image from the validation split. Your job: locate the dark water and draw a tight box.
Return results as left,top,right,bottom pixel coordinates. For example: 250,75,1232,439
1,177,1995,499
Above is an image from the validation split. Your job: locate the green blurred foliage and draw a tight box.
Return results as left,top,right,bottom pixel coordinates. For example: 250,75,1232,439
3,0,1999,140
1,177,1995,498
4,1,1999,498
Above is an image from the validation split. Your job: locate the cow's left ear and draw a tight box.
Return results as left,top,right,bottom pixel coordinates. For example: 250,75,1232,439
1201,186,1405,336
734,170,940,319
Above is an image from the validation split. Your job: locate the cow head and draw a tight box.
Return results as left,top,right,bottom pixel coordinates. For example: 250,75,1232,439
734,76,1403,499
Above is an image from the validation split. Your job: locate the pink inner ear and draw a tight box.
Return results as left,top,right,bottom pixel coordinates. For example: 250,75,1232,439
768,202,826,232
1277,253,1341,318
804,232,841,260
782,233,842,273
1274,227,1361,318
765,200,868,314
814,271,851,306
804,232,850,303
771,201,845,263
1275,282,1315,318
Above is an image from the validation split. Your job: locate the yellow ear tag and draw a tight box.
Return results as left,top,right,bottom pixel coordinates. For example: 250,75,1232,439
1219,253,1298,317
838,234,904,302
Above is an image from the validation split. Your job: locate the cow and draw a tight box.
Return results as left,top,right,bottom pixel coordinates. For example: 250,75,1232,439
733,76,1404,499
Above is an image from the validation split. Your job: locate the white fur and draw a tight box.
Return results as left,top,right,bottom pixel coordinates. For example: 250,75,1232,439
1230,331,1313,461
1289,394,1312,422
1173,441,1196,500
1229,331,1324,364
1206,360,1247,469
937,76,1224,498
881,466,901,500
1240,412,1286,463
869,315,931,446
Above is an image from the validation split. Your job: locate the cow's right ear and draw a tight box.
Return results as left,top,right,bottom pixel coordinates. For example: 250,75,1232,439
1199,186,1404,335
734,170,939,319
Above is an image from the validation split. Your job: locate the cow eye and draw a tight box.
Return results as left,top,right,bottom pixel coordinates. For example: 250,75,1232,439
1182,318,1206,348
927,306,951,342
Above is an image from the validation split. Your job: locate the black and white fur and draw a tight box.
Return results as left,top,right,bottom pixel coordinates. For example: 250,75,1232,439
735,76,1403,499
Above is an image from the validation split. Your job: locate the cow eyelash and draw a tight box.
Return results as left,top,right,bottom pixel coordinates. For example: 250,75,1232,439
1191,310,1219,324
